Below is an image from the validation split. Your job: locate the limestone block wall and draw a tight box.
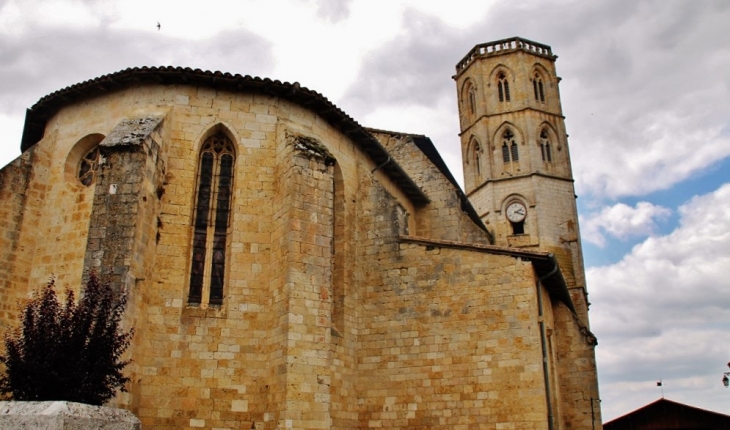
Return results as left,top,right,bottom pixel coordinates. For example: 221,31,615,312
552,303,600,430
0,83,375,427
11,83,420,429
266,134,336,429
350,175,548,429
329,163,356,428
0,130,81,329
358,238,549,429
1,73,600,429
466,172,586,307
78,117,168,412
0,150,35,329
370,131,491,245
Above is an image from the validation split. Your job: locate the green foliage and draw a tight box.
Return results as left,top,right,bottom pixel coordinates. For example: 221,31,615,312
0,273,133,405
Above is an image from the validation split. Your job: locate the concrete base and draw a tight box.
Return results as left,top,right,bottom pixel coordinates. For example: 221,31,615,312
0,401,140,429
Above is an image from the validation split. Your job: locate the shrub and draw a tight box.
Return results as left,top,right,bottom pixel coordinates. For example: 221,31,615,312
0,273,133,405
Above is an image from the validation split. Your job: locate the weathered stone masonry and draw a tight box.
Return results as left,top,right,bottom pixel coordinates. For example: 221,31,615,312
0,38,601,430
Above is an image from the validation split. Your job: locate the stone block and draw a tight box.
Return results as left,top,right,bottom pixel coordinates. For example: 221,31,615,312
0,401,141,429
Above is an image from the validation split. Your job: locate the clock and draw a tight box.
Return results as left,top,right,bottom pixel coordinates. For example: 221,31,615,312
506,202,527,223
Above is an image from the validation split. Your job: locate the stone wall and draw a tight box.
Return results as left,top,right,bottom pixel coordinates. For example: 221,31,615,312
0,74,600,429
370,130,491,245
0,150,35,329
358,236,549,428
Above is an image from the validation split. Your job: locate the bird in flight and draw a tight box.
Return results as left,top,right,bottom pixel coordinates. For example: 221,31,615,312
157,22,161,30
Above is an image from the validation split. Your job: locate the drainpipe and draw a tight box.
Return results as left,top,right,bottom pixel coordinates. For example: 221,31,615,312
537,257,559,430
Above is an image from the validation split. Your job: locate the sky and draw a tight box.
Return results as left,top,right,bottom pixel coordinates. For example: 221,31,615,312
1,0,729,422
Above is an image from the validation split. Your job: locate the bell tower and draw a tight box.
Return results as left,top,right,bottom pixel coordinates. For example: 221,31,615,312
454,37,588,312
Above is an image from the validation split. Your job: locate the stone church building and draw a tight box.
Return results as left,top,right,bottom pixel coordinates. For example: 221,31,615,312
0,38,601,429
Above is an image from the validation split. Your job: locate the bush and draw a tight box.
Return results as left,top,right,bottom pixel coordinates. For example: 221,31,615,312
0,273,133,405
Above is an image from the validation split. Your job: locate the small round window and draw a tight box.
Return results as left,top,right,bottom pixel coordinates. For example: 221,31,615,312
78,146,101,186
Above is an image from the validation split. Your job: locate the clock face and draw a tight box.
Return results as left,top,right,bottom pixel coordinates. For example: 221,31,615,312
506,202,527,222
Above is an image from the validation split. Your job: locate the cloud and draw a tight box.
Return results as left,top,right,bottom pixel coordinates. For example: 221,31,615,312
558,1,730,199
588,183,730,420
337,1,730,201
581,202,671,247
0,10,274,163
314,0,353,23
340,8,463,112
0,26,274,111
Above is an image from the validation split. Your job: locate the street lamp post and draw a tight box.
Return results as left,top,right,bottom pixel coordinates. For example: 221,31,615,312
722,362,730,388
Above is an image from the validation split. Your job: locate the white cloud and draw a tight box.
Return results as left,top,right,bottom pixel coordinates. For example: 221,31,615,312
581,202,671,247
562,1,730,199
589,183,730,420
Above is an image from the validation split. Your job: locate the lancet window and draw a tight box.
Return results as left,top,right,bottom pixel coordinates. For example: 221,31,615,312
539,129,552,162
474,141,481,177
501,129,518,163
468,86,477,115
188,134,235,306
462,80,477,117
533,73,545,103
498,72,510,102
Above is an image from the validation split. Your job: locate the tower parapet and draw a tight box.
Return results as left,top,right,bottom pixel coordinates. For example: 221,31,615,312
455,37,555,75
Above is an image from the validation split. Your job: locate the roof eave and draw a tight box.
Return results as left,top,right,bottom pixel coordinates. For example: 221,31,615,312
19,66,430,205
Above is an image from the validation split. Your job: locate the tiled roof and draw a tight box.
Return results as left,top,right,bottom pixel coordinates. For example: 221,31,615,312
21,66,429,205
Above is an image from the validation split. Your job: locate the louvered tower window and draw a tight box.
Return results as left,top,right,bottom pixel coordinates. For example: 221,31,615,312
502,129,518,163
188,134,235,306
533,73,545,103
498,72,510,102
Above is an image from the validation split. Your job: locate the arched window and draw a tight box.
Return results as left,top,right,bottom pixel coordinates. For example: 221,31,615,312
65,134,106,187
474,142,481,177
468,86,477,115
78,146,101,186
533,72,545,103
539,129,552,162
188,134,235,306
498,72,510,102
502,129,518,163
463,80,477,116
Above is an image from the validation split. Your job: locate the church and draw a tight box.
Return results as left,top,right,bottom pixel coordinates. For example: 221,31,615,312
0,37,601,429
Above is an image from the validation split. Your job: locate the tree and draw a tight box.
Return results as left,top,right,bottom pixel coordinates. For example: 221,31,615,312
0,273,133,405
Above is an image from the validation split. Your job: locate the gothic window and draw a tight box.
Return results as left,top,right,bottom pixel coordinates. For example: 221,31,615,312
533,73,545,103
188,134,235,306
540,129,552,162
78,146,101,186
463,80,477,116
498,72,510,102
502,129,518,164
474,142,481,177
